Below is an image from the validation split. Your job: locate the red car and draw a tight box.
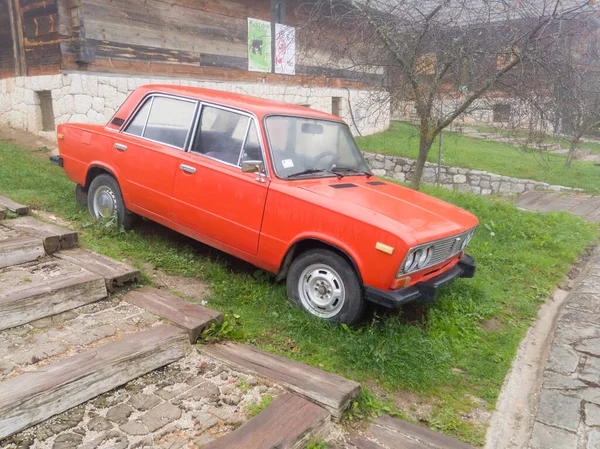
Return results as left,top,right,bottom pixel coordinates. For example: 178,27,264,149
52,85,479,325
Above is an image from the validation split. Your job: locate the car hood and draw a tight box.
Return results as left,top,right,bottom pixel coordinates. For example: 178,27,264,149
298,179,479,245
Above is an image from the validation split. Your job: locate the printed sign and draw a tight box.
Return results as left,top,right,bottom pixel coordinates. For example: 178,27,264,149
275,24,296,75
248,18,272,72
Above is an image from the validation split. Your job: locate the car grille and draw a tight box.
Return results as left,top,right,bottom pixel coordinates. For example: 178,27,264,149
400,229,475,275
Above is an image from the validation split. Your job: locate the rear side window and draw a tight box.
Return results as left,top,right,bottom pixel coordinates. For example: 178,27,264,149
124,96,197,149
191,106,251,166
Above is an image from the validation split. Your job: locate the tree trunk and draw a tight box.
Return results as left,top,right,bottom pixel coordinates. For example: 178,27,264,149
565,138,579,168
410,121,434,190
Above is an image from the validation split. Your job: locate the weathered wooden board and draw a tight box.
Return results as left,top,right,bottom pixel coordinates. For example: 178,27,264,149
346,435,385,449
0,196,28,215
368,415,478,449
204,393,330,449
0,236,46,269
55,248,141,292
124,287,222,343
0,209,5,220
199,342,361,419
0,324,189,440
1,216,78,253
0,264,107,331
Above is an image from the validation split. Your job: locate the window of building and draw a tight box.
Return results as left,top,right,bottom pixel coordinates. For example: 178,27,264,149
493,104,511,122
37,91,55,132
332,97,342,117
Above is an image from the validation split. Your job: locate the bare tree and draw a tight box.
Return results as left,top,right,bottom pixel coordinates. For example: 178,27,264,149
295,0,598,189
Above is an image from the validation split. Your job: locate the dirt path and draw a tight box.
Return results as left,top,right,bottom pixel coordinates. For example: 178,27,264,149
515,191,600,222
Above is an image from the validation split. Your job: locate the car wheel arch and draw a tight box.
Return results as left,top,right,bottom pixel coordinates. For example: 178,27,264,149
85,165,119,190
276,238,363,284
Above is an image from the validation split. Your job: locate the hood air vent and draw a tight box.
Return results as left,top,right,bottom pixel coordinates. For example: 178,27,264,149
366,181,386,186
329,183,358,189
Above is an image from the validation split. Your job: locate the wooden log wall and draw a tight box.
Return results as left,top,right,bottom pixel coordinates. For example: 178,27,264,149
0,0,17,78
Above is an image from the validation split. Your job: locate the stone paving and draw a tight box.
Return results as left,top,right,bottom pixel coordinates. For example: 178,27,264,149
2,352,281,449
515,191,600,222
0,294,157,382
528,247,600,449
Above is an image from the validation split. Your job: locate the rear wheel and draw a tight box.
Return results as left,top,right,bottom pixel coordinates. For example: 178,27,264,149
286,249,366,325
87,174,136,229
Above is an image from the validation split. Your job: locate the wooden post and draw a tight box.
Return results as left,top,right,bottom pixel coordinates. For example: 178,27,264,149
6,0,26,76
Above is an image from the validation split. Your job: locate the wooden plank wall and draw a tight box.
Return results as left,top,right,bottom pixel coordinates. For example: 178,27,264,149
0,0,17,78
64,0,375,86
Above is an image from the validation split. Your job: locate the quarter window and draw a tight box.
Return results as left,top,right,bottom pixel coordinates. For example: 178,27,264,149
191,106,254,166
124,99,151,137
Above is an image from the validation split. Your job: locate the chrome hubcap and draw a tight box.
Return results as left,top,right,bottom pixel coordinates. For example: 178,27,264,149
298,264,346,318
93,186,117,218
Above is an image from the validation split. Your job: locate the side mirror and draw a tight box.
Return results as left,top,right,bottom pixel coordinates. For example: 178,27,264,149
241,160,264,173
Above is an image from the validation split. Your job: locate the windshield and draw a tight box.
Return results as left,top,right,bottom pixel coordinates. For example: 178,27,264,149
265,116,370,179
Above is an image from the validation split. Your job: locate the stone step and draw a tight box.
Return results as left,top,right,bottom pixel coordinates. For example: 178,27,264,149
203,393,330,449
199,342,361,420
124,287,223,343
55,248,141,292
1,216,78,254
0,258,108,331
0,295,160,382
0,236,46,269
0,195,28,216
0,324,190,441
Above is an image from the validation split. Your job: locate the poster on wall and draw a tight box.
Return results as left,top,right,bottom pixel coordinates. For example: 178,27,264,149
248,18,272,72
275,24,296,75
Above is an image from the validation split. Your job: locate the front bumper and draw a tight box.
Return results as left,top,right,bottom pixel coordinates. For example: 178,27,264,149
364,254,476,309
49,155,63,167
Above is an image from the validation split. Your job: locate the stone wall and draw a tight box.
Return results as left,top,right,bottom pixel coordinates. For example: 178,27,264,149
0,73,389,139
363,152,581,196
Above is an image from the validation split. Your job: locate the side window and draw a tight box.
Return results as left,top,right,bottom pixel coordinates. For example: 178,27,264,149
124,98,151,137
240,125,263,165
191,106,250,166
143,97,196,148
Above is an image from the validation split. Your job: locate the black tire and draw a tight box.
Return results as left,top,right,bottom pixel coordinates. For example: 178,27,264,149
87,174,136,229
286,249,366,325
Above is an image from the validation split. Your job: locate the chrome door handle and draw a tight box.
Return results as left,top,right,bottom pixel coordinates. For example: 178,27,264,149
114,143,127,151
180,164,196,174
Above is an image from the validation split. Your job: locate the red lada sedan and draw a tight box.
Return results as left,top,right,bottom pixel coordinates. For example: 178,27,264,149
52,85,479,325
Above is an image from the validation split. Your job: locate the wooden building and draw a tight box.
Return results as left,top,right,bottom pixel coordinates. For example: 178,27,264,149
0,0,390,136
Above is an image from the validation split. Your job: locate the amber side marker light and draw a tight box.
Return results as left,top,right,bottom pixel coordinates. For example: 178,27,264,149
391,277,411,290
57,133,65,140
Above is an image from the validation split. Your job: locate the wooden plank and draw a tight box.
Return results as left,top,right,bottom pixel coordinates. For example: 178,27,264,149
89,39,200,65
0,324,189,440
368,415,478,449
7,0,27,76
54,248,141,292
199,342,361,419
0,195,28,215
204,393,330,449
0,264,107,331
124,287,222,343
0,236,45,269
1,216,78,253
346,434,385,449
0,209,5,220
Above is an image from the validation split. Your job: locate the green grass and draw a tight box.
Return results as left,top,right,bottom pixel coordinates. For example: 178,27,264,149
356,122,600,193
245,394,274,418
1,140,597,445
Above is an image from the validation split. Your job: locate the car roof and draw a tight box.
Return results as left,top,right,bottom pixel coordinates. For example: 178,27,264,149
138,84,345,122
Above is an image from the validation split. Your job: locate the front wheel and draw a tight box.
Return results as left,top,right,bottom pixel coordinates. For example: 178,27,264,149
87,174,136,229
286,249,366,325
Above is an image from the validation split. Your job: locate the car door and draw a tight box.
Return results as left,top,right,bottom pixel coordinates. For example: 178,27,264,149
171,104,269,255
113,95,198,220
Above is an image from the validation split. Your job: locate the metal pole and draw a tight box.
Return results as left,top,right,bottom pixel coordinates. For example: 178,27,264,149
437,101,443,186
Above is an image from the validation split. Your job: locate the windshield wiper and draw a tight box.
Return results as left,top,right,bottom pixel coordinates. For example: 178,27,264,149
331,166,373,178
287,169,344,179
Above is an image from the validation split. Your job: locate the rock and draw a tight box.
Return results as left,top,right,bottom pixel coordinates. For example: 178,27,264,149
588,430,600,449
575,338,600,357
129,393,162,411
142,402,182,432
89,430,129,449
586,403,600,427
156,384,186,400
190,381,220,401
529,422,578,449
205,404,232,421
223,395,242,406
543,372,587,390
547,346,580,375
220,384,236,396
52,433,83,449
194,412,218,431
12,342,68,365
256,385,268,394
87,414,113,432
64,324,116,346
371,169,386,177
0,360,15,375
536,390,581,431
120,420,149,436
453,174,467,184
107,404,135,424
